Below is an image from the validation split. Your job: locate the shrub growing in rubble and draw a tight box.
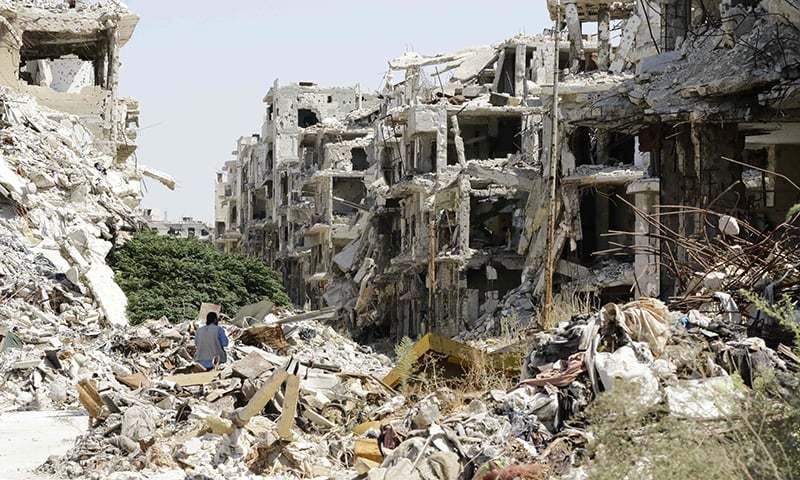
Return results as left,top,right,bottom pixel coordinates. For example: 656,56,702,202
109,230,290,324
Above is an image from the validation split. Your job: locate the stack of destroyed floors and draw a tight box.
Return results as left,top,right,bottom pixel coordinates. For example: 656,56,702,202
215,0,800,342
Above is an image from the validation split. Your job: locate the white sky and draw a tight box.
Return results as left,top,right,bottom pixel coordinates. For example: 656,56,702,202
120,1,552,223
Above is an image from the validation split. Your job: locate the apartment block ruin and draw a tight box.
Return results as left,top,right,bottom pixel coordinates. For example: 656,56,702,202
0,0,141,163
216,0,800,341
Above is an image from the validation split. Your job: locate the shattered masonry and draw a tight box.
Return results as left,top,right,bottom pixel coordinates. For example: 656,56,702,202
0,0,172,332
215,0,800,341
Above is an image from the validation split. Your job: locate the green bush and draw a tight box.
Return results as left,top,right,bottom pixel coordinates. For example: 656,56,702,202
108,230,290,324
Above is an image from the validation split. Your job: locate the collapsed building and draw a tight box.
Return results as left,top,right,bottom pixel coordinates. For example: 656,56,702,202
140,208,212,241
0,0,140,162
0,0,173,330
216,0,800,341
215,82,381,306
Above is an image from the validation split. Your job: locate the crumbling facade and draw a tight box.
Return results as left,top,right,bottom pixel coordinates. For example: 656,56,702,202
214,82,380,306
216,0,800,341
0,0,141,162
140,209,212,241
0,0,174,329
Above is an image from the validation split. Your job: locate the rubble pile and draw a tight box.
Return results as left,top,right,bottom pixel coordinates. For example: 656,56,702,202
27,315,397,479
18,272,795,480
0,84,148,407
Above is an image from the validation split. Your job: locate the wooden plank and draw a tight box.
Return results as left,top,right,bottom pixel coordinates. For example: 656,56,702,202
77,379,106,419
164,370,220,387
353,420,381,435
116,372,151,389
276,374,299,441
234,369,288,426
239,325,288,351
354,438,383,463
382,333,521,387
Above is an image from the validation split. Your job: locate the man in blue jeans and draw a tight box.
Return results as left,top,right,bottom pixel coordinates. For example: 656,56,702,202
194,311,229,370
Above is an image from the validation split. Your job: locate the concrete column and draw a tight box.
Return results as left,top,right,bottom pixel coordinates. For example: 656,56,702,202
405,66,420,105
514,43,527,97
325,176,333,223
628,178,660,298
597,4,611,70
564,1,584,73
492,49,506,93
458,175,471,254
436,107,448,173
450,115,466,167
106,27,119,93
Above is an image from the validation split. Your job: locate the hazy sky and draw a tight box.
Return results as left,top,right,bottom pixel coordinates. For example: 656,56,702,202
120,1,551,223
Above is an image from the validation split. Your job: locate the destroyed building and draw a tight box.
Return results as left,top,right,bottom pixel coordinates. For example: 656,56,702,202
0,0,141,162
216,0,800,342
2,1,799,479
214,82,381,307
140,208,212,241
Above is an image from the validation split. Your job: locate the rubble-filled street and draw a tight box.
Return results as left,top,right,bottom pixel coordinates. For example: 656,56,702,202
1,0,800,479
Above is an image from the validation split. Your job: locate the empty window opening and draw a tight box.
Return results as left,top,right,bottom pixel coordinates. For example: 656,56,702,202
350,147,369,171
497,48,517,95
467,263,522,300
466,263,522,315
608,132,636,165
447,141,458,165
187,227,196,237
20,31,108,91
408,134,437,174
469,197,518,249
327,95,333,103
332,177,366,216
575,187,635,264
460,116,522,160
215,222,225,234
437,210,458,252
297,109,319,128
572,128,636,167
266,149,274,171
381,147,400,185
280,174,289,206
571,127,593,166
252,188,267,220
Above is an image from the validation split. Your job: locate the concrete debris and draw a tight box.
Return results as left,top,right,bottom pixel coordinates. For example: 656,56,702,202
2,0,799,478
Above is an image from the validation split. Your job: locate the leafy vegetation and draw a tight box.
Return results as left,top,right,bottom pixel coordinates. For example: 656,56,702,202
393,336,416,389
787,203,800,222
109,230,290,324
